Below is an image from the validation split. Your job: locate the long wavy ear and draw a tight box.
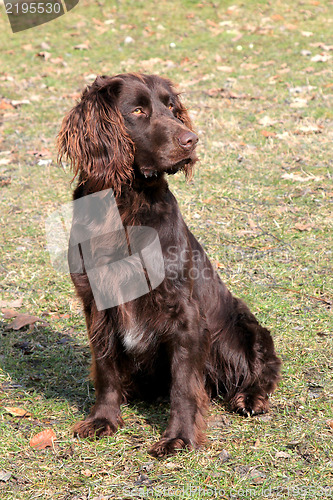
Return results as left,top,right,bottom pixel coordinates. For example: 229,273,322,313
57,76,134,196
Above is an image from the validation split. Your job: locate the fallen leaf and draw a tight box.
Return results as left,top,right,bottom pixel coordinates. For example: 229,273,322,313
36,51,51,61
258,116,276,127
290,98,309,108
294,223,313,232
271,14,284,21
216,65,234,73
50,57,64,65
241,62,259,70
294,124,322,135
261,130,277,138
310,42,333,51
248,218,257,230
11,99,30,107
74,42,90,50
0,99,14,110
0,298,23,308
0,176,12,187
37,159,52,166
0,471,12,482
218,449,231,463
30,429,56,450
81,469,92,477
284,23,298,31
311,54,331,63
250,469,266,484
1,309,18,319
327,420,333,429
22,43,34,51
7,314,40,330
4,406,32,418
275,451,290,459
164,462,181,470
301,49,312,57
282,173,323,182
40,41,51,50
27,148,52,158
207,88,260,100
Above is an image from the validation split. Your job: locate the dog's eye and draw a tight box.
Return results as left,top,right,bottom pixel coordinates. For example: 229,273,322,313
133,108,144,115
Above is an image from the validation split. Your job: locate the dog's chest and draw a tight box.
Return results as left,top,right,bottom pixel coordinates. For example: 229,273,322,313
121,321,155,353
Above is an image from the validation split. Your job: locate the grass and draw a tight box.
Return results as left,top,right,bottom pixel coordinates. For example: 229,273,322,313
0,0,332,498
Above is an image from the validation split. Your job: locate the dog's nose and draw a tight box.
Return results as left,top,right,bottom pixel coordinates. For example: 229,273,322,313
178,131,198,150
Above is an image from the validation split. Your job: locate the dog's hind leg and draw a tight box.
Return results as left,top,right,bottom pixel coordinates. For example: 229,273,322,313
209,296,281,415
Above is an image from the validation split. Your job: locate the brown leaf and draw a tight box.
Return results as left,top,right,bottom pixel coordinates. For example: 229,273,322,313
258,116,277,127
22,43,34,51
294,124,322,135
30,429,56,450
217,65,234,73
27,148,52,158
294,223,313,232
74,42,90,50
0,298,23,308
275,451,290,459
241,62,259,70
0,99,14,110
327,420,333,429
271,14,284,21
285,23,298,31
36,51,51,61
1,309,18,319
248,218,257,230
261,130,277,138
8,314,40,330
81,469,92,477
206,88,260,100
0,176,11,187
50,57,64,65
4,406,32,418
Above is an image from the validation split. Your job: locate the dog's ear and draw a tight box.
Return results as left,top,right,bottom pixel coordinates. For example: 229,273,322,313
57,76,134,195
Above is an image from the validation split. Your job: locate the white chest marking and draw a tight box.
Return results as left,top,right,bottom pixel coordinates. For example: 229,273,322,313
122,325,145,352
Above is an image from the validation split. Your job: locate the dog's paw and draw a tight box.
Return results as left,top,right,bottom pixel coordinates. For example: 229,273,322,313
149,437,193,458
230,392,269,416
73,417,119,439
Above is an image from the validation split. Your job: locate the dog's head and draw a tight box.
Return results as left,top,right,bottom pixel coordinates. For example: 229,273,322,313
58,73,198,195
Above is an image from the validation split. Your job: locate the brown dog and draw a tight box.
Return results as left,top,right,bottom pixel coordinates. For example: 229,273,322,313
58,74,281,457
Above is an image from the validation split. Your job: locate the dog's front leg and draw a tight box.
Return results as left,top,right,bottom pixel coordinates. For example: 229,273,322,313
73,319,125,439
149,335,209,457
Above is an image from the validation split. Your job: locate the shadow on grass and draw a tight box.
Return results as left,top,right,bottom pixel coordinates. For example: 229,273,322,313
0,322,169,433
